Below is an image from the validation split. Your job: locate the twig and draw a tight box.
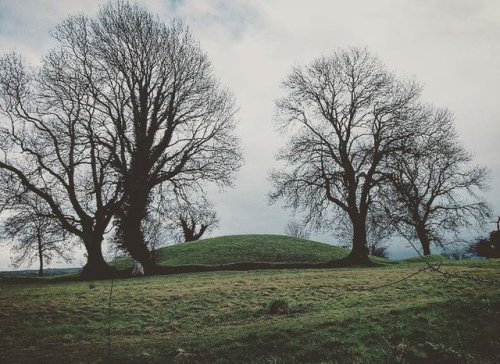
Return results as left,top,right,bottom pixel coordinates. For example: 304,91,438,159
346,265,432,292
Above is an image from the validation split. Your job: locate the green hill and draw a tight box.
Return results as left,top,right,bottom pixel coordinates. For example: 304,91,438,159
115,234,350,268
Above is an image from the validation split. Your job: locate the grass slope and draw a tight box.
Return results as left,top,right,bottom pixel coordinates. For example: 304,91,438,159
1,260,499,363
116,235,351,269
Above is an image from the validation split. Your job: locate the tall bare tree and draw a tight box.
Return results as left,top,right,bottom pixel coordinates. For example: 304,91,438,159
52,1,242,273
270,48,420,263
1,194,71,276
384,106,490,255
0,53,122,279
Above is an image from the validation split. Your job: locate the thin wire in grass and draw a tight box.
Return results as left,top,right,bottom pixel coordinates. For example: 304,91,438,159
108,247,119,363
342,265,433,294
403,236,500,287
345,241,499,294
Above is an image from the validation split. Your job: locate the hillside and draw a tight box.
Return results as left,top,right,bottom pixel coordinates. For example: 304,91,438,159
116,234,351,269
1,260,499,363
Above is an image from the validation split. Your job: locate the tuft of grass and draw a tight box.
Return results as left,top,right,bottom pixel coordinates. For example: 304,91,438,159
268,298,292,315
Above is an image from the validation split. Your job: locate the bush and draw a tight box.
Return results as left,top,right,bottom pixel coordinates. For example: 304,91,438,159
470,230,500,258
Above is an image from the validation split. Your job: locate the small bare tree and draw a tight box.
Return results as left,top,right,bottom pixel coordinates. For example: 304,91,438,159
284,220,310,239
178,210,218,242
385,106,490,255
159,194,219,243
270,48,420,263
1,194,71,276
0,51,122,279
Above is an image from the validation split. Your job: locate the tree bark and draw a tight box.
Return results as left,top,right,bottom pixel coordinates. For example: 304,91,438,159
117,155,157,274
347,214,370,263
416,226,431,256
81,234,114,279
37,233,44,277
120,211,156,274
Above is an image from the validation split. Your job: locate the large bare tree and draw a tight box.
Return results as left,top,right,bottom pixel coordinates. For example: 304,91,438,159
0,53,122,279
384,106,490,255
51,1,242,273
270,48,420,263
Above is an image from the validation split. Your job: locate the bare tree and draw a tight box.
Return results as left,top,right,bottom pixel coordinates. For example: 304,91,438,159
0,52,122,279
177,204,219,243
1,194,71,276
51,1,242,273
384,106,490,255
154,193,219,243
270,48,420,263
284,220,310,239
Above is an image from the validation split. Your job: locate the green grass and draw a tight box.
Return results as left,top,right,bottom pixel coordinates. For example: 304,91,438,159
1,259,500,363
115,235,352,269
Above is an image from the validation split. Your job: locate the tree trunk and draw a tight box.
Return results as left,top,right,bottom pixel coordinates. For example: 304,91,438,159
416,226,431,256
120,212,156,274
118,158,157,274
37,232,44,277
81,235,114,280
347,214,370,263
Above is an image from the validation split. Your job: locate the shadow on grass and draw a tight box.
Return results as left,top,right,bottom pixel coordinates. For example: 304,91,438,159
151,256,377,276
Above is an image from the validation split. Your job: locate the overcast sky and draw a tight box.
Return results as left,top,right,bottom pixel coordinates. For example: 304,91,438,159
0,0,499,270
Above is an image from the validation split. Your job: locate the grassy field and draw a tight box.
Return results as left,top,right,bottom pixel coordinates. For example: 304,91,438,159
115,235,353,269
1,259,499,363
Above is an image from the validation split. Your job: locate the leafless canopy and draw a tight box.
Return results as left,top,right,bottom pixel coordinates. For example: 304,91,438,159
384,106,490,255
144,187,219,244
0,52,122,278
270,48,420,262
0,193,71,276
49,1,241,272
284,220,310,240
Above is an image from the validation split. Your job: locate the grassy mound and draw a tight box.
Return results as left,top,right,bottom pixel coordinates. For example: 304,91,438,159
116,234,351,269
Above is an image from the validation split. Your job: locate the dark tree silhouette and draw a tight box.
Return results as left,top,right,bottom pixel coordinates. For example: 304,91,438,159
51,1,242,273
270,48,420,263
385,106,490,255
179,214,214,242
163,196,219,243
334,207,393,259
1,194,71,276
0,53,122,279
469,218,500,259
